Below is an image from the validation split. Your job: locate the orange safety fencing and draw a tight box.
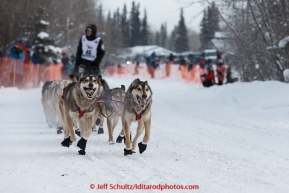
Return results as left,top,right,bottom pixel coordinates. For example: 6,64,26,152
0,57,63,89
105,63,204,85
0,58,205,89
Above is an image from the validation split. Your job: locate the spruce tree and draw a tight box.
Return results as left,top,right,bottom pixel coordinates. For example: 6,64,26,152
175,8,189,52
129,2,141,46
121,4,130,47
199,1,220,50
168,26,177,52
155,31,160,46
160,23,167,48
140,9,149,45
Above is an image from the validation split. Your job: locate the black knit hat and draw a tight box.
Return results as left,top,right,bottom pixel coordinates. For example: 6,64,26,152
85,24,97,40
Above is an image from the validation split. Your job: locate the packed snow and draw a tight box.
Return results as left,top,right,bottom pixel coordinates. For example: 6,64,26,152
0,77,289,193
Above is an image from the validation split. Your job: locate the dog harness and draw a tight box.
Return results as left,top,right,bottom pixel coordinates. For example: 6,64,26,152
77,106,85,117
132,108,144,121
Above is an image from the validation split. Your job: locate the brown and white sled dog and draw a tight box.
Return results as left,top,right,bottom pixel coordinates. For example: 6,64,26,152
95,85,126,144
59,74,103,155
120,78,153,156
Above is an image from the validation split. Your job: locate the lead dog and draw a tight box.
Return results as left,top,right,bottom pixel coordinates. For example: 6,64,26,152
121,78,153,155
59,74,103,155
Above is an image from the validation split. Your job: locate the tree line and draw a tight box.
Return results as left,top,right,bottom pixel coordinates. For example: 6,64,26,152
0,0,200,63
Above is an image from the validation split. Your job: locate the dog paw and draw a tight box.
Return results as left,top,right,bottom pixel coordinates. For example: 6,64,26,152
124,148,133,156
116,134,124,143
61,137,72,147
98,127,104,134
78,149,86,155
57,129,62,134
138,142,147,154
75,128,80,137
92,127,97,132
108,140,115,145
77,138,87,150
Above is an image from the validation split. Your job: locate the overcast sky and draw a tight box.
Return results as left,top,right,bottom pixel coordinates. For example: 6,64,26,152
99,0,204,34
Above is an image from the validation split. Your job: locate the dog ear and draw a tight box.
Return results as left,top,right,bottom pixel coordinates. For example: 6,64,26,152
79,73,84,81
145,81,148,84
98,75,102,79
121,85,125,91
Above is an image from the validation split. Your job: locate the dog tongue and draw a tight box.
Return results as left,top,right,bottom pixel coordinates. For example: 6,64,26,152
85,89,94,95
139,98,146,106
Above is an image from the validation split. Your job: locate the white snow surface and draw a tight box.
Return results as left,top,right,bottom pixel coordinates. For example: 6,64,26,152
37,31,50,39
0,78,289,193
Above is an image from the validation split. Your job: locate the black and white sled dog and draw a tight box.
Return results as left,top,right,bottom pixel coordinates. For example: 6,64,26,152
119,78,153,156
59,74,103,155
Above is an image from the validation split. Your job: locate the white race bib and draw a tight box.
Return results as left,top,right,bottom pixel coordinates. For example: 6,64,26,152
81,35,101,61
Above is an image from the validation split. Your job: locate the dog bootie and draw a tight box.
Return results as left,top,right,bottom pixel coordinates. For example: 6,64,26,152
57,126,63,134
95,118,101,126
98,126,104,134
61,137,72,147
124,148,133,156
77,138,87,150
138,142,147,154
75,128,80,137
116,134,124,143
78,149,86,155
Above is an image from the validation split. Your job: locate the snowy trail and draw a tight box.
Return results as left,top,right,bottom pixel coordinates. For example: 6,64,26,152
0,77,289,193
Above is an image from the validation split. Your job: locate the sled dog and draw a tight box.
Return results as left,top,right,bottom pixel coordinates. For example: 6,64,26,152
46,80,71,133
96,85,126,144
59,74,103,155
120,78,153,155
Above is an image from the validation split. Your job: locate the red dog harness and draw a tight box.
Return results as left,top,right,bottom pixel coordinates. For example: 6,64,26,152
132,109,144,121
62,88,85,117
77,106,85,117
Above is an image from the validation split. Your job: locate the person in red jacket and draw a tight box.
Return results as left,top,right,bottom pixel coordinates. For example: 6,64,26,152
201,66,215,87
216,62,226,85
